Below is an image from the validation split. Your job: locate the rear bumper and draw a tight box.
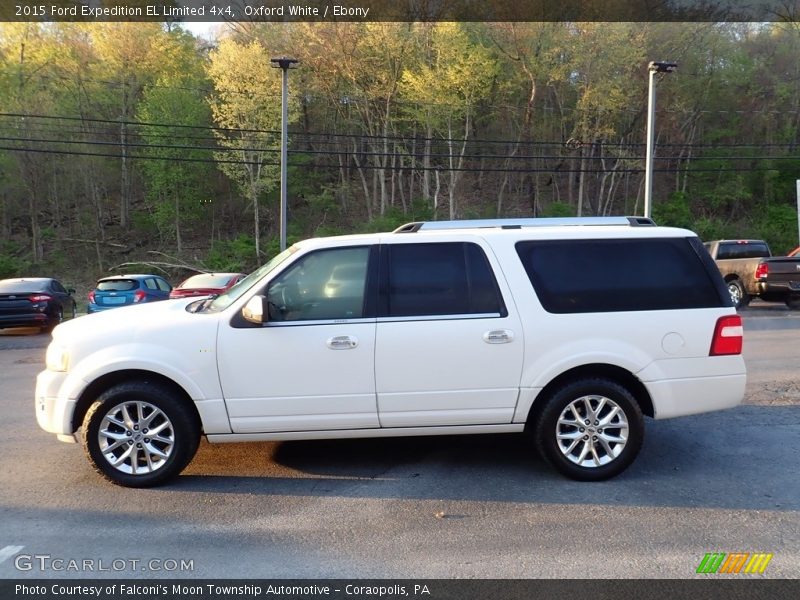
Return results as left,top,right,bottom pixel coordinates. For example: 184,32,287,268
645,373,746,419
87,303,130,313
756,281,800,295
0,313,48,328
638,354,746,419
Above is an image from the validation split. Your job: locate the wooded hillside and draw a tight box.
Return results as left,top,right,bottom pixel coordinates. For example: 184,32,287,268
2,22,800,284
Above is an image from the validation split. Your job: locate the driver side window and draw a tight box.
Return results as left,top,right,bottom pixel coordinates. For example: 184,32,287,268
267,246,370,322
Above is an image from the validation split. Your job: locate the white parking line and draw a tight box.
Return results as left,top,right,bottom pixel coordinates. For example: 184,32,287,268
0,546,24,565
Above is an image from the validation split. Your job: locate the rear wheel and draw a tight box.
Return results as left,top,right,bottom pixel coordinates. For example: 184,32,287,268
42,308,63,333
82,381,200,487
727,279,750,308
534,378,644,481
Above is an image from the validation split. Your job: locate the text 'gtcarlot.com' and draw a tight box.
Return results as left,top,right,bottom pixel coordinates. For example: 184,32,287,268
14,554,194,573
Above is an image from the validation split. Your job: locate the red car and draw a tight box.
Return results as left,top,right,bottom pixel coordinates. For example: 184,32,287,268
169,272,246,299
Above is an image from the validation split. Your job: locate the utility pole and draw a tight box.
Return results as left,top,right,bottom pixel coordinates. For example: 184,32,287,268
270,57,298,251
644,61,677,219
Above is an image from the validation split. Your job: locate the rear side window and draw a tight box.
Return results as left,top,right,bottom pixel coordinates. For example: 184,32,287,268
382,242,505,318
96,279,137,292
515,237,726,313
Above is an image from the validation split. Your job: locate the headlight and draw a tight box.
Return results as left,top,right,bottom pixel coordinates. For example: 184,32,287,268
45,345,70,372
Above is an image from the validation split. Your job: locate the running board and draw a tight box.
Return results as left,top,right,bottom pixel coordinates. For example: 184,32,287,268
206,423,525,443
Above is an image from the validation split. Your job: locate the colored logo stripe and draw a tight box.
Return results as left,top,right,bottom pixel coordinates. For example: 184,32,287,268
697,553,726,573
744,554,773,574
696,552,773,574
719,553,749,573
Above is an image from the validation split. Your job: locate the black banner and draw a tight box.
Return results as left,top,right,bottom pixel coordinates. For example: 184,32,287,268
3,580,800,600
2,0,800,22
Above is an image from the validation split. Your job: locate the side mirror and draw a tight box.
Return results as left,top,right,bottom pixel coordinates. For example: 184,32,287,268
242,295,268,325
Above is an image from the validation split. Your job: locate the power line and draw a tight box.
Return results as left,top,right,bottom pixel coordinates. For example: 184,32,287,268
1,145,791,174
4,112,800,151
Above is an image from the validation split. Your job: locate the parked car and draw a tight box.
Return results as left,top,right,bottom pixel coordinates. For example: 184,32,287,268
36,217,745,487
0,278,77,332
87,274,172,313
169,272,245,299
704,239,800,308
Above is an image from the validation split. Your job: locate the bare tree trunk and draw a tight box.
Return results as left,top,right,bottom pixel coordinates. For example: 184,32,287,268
251,181,260,259
422,121,432,203
120,81,130,229
352,138,372,221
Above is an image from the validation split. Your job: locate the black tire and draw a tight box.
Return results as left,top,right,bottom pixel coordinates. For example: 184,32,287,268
81,381,200,488
786,296,800,310
42,308,63,333
533,378,644,481
727,279,750,309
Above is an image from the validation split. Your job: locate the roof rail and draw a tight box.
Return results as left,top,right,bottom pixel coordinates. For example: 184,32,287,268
393,216,656,233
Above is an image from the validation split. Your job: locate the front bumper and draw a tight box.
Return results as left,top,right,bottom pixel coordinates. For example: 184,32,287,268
35,369,78,437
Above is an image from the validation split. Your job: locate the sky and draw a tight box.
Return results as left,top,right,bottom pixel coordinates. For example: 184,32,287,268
179,21,222,40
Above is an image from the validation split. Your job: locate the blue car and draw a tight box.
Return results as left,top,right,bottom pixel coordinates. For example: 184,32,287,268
87,274,172,313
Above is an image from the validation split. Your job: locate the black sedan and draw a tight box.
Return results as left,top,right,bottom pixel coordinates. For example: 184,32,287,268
0,278,77,332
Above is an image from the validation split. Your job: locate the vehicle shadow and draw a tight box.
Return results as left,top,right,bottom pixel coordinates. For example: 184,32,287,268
169,405,800,512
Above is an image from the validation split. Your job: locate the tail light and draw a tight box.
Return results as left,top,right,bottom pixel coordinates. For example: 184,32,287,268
710,315,743,356
29,294,51,303
754,262,769,280
133,290,147,303
88,291,95,303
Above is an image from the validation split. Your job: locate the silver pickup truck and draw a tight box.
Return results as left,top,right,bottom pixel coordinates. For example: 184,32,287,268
704,239,800,309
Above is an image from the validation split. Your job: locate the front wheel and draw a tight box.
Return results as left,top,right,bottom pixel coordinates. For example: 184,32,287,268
533,378,644,481
82,381,200,487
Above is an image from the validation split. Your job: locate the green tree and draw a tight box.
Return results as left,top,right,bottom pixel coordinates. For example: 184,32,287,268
400,23,498,219
207,38,298,259
137,29,212,253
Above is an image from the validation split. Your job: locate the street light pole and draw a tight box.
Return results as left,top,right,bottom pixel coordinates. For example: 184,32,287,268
270,57,298,252
643,61,677,219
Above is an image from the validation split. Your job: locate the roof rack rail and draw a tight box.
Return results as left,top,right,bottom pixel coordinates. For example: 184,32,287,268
393,216,656,233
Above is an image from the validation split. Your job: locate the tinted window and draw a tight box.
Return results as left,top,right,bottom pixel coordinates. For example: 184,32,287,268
716,242,770,260
52,281,67,293
144,278,158,290
0,280,48,293
516,237,725,313
383,242,505,317
96,279,138,292
267,246,370,322
156,278,171,292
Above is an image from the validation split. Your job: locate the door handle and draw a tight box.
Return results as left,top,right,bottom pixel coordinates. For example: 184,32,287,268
483,329,514,344
327,335,358,350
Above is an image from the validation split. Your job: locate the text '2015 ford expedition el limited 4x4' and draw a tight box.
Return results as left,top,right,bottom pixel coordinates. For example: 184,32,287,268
36,217,745,487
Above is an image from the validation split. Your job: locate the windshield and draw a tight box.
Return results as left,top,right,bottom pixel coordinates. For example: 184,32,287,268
203,247,297,312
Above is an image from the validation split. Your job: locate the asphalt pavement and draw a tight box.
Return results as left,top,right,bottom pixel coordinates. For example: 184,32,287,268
0,309,798,579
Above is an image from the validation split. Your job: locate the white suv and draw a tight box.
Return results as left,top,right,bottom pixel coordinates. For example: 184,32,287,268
36,217,746,487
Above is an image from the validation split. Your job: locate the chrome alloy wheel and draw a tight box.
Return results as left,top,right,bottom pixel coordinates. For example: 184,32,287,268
555,394,629,467
98,401,175,475
728,282,742,306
